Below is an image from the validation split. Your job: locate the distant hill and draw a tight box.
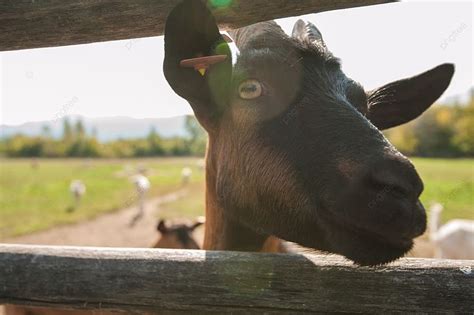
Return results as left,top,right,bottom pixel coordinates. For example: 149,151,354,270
0,115,188,141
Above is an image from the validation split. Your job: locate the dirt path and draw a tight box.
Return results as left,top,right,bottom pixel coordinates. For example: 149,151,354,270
2,189,194,248
0,189,210,314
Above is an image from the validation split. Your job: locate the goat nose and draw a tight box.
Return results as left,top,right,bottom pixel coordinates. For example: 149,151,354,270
359,155,426,240
368,156,424,202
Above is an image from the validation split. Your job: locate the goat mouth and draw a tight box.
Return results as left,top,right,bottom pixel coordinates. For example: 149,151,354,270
315,209,414,266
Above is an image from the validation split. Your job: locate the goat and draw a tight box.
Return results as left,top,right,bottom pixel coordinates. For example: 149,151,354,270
69,180,86,211
429,203,474,259
129,173,151,226
163,0,454,265
153,217,204,249
196,159,205,171
181,167,192,185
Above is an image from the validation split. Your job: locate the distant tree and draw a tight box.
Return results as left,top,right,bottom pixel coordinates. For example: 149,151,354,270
384,124,418,156
147,126,159,142
75,119,86,139
407,105,458,157
104,139,135,158
146,126,164,155
184,116,205,141
167,137,191,156
184,115,206,156
4,135,43,157
66,137,101,157
452,98,474,155
62,118,73,141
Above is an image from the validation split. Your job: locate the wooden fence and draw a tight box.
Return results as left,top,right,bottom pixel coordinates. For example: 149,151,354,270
0,0,395,51
0,244,472,313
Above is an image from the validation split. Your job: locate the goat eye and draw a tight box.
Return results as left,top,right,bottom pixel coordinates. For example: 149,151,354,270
238,79,262,100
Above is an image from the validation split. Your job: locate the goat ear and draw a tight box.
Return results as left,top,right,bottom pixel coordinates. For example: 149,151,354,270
366,63,454,130
157,220,168,233
190,216,205,231
163,0,232,130
292,19,325,47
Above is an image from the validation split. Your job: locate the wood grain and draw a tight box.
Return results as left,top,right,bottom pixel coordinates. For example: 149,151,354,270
0,0,395,51
0,244,472,313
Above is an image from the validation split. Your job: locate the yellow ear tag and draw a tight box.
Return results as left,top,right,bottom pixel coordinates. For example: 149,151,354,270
197,67,206,76
179,55,227,77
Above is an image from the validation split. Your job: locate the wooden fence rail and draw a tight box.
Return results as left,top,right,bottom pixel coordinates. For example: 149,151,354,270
0,0,395,51
0,244,472,313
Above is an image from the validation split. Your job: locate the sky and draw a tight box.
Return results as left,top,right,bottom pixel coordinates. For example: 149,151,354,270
0,0,472,126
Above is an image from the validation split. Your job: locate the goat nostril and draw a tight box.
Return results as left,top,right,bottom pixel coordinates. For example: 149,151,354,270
367,173,411,203
368,175,407,197
388,185,409,200
368,157,423,200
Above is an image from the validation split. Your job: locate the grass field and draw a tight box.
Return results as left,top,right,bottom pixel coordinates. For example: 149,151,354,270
0,158,204,239
0,157,472,239
410,158,473,222
158,182,206,220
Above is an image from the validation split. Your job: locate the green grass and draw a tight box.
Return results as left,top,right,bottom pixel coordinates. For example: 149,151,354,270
0,158,204,238
158,182,206,220
0,157,472,239
411,158,473,222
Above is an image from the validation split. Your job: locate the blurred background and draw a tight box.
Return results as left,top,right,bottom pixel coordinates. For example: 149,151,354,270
0,0,472,259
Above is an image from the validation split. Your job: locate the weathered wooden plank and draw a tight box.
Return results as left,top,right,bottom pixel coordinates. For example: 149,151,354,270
0,244,472,313
0,0,395,51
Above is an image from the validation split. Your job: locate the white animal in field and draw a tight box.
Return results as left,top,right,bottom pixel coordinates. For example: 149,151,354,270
129,174,151,226
429,203,474,259
69,180,86,210
196,159,205,171
133,174,151,194
181,167,192,185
